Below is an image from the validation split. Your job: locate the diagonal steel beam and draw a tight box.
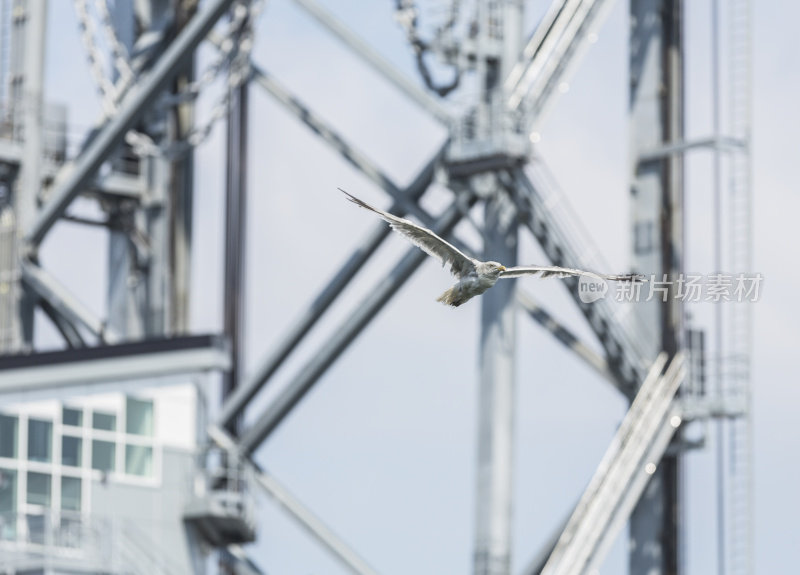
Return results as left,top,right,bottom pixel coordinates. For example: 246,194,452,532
255,469,380,575
519,514,571,575
244,57,443,228
209,425,381,575
20,259,120,344
507,0,618,131
509,168,648,395
38,298,87,349
221,545,266,575
289,0,451,125
516,290,619,390
540,354,686,575
211,32,427,223
506,0,577,105
216,151,442,430
236,193,474,455
24,0,238,246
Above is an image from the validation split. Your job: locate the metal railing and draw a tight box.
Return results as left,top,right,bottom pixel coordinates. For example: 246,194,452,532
0,510,178,575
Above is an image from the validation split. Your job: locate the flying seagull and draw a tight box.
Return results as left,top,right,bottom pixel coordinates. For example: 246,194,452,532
341,190,644,307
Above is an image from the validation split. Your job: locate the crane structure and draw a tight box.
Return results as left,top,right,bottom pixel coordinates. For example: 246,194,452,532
0,1,752,574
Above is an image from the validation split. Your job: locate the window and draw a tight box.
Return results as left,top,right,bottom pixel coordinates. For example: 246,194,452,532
26,472,51,506
92,412,116,432
62,407,83,427
0,468,16,512
27,419,52,463
0,414,17,458
125,445,153,477
0,468,16,539
61,477,81,512
62,436,82,467
126,397,153,436
634,220,655,255
91,440,115,472
27,514,45,544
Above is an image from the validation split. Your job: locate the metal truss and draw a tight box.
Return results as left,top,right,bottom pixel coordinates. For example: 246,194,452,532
24,0,239,247
205,1,665,573
20,259,120,344
2,0,742,573
540,353,686,575
510,166,650,395
506,0,619,131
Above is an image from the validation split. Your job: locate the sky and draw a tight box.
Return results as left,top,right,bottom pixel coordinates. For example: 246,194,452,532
29,0,800,574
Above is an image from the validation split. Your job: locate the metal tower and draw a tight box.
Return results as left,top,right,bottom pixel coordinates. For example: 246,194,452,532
0,1,753,574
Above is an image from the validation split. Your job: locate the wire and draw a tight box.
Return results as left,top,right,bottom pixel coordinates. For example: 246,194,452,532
394,0,461,97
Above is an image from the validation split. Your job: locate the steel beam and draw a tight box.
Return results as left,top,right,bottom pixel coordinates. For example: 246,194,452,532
474,192,517,575
636,135,746,163
24,0,238,246
222,545,266,575
243,57,442,228
216,151,440,430
516,290,619,389
506,0,580,108
628,1,685,572
11,0,47,348
38,297,86,348
541,354,686,575
236,195,471,455
511,167,648,394
20,259,120,344
504,0,620,134
222,78,249,433
255,469,380,575
0,335,230,394
289,0,451,125
209,423,380,575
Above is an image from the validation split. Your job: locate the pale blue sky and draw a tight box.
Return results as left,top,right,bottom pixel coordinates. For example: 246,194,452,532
36,1,799,574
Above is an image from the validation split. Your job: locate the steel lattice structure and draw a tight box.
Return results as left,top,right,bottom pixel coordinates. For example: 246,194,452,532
0,1,753,574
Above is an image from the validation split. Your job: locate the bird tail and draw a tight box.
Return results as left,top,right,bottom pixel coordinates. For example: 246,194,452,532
436,286,465,307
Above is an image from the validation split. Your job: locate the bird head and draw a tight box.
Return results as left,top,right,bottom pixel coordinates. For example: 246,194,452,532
485,261,507,276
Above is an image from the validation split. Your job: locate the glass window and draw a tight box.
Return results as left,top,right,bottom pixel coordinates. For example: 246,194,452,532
62,436,82,467
126,397,154,436
62,407,83,427
125,444,153,477
92,411,116,432
0,468,16,539
61,477,81,512
27,419,52,463
91,440,115,472
26,472,51,507
0,468,16,512
0,414,18,458
27,514,45,544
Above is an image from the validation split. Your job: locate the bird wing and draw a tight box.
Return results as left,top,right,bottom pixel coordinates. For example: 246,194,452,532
500,264,646,282
341,189,478,278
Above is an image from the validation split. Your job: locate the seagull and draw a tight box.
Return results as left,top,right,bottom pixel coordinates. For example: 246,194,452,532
341,190,644,307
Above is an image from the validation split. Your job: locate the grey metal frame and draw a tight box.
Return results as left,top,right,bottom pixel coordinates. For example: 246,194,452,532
0,0,754,574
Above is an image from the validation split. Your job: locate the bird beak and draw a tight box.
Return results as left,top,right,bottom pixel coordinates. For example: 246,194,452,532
499,266,506,272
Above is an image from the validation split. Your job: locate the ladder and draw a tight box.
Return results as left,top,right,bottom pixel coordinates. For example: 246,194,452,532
723,0,753,573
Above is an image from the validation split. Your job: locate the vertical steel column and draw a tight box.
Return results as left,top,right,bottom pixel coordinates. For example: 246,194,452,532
169,0,199,334
107,0,143,339
222,79,248,433
11,0,47,349
475,190,518,575
628,0,685,573
473,4,522,575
